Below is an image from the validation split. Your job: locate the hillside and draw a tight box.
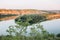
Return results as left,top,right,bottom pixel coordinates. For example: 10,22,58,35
0,9,60,21
0,9,42,15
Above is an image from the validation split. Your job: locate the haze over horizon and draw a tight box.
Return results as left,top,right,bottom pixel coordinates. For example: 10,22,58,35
0,0,60,10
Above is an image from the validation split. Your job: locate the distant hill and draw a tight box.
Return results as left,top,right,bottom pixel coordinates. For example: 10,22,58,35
0,9,60,21
0,9,60,15
46,10,60,13
0,9,42,15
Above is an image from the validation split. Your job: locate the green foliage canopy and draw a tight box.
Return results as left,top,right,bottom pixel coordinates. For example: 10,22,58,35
15,14,47,26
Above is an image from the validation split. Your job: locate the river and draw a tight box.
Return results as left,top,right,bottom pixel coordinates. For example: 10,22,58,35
0,19,60,35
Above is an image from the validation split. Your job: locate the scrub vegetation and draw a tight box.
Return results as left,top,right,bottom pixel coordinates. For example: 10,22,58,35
0,14,17,18
15,14,47,26
0,14,60,40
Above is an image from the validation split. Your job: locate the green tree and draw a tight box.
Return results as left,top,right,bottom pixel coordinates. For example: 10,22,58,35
15,14,47,26
5,14,59,40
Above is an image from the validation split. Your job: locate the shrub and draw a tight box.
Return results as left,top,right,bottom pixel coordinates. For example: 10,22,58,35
15,14,47,26
56,33,60,37
5,23,58,40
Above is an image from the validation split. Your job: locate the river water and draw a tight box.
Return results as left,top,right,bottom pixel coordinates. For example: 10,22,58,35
0,19,60,35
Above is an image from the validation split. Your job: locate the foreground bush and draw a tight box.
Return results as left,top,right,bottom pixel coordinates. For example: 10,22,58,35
0,24,60,40
2,23,59,40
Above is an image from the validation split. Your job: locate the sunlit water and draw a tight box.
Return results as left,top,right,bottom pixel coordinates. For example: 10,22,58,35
0,19,60,35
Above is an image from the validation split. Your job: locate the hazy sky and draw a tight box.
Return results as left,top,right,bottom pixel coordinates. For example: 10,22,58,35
0,0,60,10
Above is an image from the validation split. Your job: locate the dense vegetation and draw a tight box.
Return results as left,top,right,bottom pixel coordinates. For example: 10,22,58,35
0,24,60,40
0,14,17,18
0,14,60,40
15,14,47,26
